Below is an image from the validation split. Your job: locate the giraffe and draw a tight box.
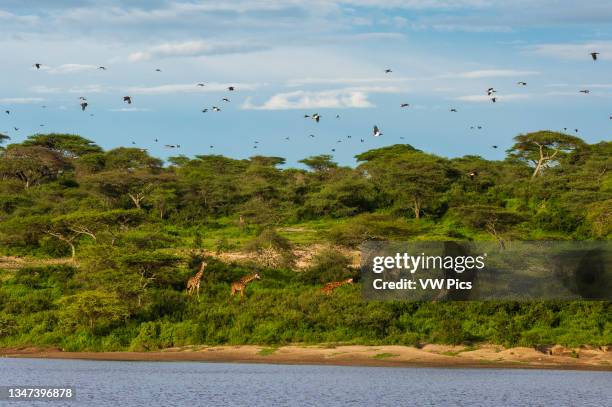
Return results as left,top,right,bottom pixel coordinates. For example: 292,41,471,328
186,261,207,297
230,273,261,300
321,277,353,295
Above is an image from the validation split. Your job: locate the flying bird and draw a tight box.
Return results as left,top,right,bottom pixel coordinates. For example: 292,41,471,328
33,63,42,69
222,98,230,102
491,97,497,103
155,68,162,72
450,108,457,112
590,52,599,61
98,66,107,70
385,69,392,73
487,88,496,96
123,96,132,104
373,125,382,137
579,89,590,94
14,127,18,131
197,83,205,87
305,113,320,122
309,134,315,138
517,81,527,86
80,102,88,111
336,114,340,119
201,108,208,113
228,86,235,91
400,103,410,108
212,106,221,112
491,145,498,149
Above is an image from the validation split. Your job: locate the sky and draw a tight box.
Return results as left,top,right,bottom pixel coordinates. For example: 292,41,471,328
0,0,611,166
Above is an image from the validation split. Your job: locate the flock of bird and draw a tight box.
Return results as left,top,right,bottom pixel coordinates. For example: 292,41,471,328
1,51,609,157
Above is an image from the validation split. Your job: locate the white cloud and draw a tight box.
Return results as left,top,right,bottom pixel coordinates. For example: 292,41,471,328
109,108,151,112
128,40,266,61
0,97,44,104
47,63,99,74
30,84,107,94
0,10,39,24
125,82,260,95
242,89,376,110
454,94,531,102
287,77,417,87
529,42,612,60
444,69,540,79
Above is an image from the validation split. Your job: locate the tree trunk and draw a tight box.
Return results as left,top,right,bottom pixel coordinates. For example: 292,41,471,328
413,198,421,220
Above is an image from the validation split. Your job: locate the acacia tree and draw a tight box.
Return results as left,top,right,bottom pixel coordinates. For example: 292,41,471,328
45,210,144,258
455,205,525,248
507,131,585,178
22,133,102,158
84,170,172,209
0,145,70,188
357,145,455,219
0,133,9,149
118,252,182,306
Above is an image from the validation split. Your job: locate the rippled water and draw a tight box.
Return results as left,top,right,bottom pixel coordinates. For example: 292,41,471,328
0,358,610,406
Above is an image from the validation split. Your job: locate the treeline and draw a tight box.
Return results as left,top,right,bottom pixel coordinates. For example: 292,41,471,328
0,131,610,351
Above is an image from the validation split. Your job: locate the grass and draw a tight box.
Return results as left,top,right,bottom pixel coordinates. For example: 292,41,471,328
258,347,279,356
372,352,399,359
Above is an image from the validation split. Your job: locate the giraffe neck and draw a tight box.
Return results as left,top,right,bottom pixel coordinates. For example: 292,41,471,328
241,274,259,284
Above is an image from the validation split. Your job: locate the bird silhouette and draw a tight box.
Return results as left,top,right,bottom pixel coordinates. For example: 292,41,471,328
579,89,590,94
400,103,410,108
385,69,392,73
450,108,457,112
5,110,9,115
590,52,599,61
212,106,221,112
80,102,88,111
487,87,496,96
517,81,527,86
98,66,107,70
228,86,235,91
491,97,497,103
33,63,42,69
155,68,162,72
123,96,132,104
197,83,205,87
492,145,498,149
201,108,208,113
222,98,230,102
373,125,382,137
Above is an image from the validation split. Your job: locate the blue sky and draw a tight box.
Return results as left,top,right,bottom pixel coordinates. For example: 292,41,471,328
0,0,611,166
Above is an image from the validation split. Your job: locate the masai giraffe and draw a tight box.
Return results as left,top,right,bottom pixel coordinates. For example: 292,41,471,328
186,261,207,297
321,278,353,295
230,273,261,300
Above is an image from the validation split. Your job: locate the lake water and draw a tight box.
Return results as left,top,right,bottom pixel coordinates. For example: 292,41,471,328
0,358,610,406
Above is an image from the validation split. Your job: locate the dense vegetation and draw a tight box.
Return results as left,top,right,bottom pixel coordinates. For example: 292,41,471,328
0,131,610,351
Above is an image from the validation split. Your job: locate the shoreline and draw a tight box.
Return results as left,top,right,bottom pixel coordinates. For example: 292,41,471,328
2,344,611,372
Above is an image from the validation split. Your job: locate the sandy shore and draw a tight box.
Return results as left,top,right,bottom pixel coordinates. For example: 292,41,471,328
2,344,611,371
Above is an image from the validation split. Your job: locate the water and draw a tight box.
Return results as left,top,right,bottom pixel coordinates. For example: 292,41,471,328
0,358,610,407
